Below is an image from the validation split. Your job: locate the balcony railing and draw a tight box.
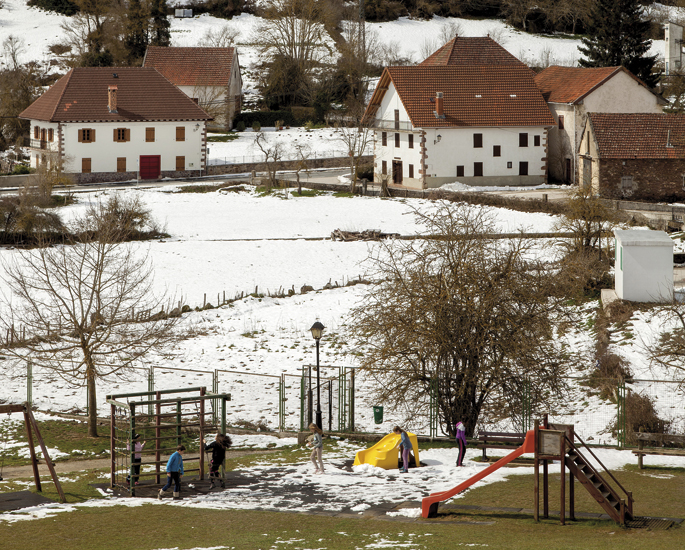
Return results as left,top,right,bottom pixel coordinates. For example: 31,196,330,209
371,119,414,131
29,139,55,150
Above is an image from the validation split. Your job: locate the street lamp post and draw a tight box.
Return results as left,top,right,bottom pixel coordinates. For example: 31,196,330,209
310,321,325,430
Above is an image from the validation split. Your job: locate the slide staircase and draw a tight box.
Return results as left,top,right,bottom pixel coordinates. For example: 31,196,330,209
565,436,633,524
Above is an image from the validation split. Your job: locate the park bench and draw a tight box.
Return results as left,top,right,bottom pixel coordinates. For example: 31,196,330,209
632,432,685,468
477,431,526,460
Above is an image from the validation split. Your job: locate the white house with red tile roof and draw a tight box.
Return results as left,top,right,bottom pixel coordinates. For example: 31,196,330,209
579,113,685,201
364,41,555,189
143,46,242,130
19,67,212,183
534,66,666,183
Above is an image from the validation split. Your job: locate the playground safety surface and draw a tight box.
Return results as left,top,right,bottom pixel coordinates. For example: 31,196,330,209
87,468,683,529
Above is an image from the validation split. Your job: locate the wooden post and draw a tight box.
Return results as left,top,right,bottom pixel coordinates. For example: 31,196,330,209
155,391,161,484
27,409,66,503
23,408,42,493
560,434,566,526
110,403,116,488
543,459,549,519
199,388,205,481
534,420,539,522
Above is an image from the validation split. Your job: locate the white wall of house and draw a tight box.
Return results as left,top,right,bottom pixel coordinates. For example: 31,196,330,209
614,229,674,302
372,84,549,187
27,121,60,168
547,72,663,184
54,120,205,174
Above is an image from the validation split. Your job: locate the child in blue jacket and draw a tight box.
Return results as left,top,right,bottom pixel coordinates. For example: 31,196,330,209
158,445,185,500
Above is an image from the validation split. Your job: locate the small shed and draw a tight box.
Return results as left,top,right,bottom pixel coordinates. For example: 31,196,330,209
614,229,674,302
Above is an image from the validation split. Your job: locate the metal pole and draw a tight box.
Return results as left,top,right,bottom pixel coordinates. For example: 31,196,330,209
328,380,332,432
308,366,313,426
315,339,322,429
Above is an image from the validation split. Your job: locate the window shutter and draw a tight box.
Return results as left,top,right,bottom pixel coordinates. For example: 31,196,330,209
176,156,185,171
176,126,185,141
91,129,95,142
48,129,54,142
113,129,118,141
146,128,155,142
78,130,83,143
117,157,126,172
82,158,91,173
125,129,131,142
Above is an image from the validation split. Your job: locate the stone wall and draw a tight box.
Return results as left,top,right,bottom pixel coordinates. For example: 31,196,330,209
206,156,371,176
599,158,685,202
69,170,202,185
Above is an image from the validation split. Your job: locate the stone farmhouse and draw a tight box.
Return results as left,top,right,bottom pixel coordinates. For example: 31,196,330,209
534,66,666,184
143,46,242,131
578,113,685,202
19,67,212,183
364,37,556,189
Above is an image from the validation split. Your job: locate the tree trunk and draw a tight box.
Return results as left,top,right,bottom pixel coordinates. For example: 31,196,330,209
349,159,357,194
87,370,98,437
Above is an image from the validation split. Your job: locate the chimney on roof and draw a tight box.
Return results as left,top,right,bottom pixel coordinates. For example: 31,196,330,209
108,85,118,113
434,92,445,119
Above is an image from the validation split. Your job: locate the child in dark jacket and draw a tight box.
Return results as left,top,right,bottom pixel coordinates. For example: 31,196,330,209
203,433,232,488
158,445,185,500
455,421,467,467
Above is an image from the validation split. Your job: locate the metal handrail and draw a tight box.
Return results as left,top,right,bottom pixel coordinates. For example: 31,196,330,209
569,432,634,512
372,119,414,131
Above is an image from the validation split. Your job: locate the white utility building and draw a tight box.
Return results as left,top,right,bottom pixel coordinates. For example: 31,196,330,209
614,230,674,302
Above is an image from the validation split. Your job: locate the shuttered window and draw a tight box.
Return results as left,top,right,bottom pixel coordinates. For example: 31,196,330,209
382,160,387,175
381,132,387,146
408,134,414,149
114,128,130,142
117,157,126,172
474,162,483,177
176,126,185,141
48,128,54,142
534,135,541,147
493,145,501,157
473,133,483,148
145,127,155,142
78,129,95,143
34,126,40,139
408,164,414,178
82,158,91,173
519,133,528,147
176,156,185,171
394,133,400,147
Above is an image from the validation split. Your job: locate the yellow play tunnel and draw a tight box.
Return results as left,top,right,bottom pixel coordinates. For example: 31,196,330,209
353,432,420,470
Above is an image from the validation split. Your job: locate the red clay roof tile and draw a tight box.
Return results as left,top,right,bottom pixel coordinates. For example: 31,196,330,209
534,66,654,104
420,37,525,67
370,65,554,128
588,113,685,159
19,67,211,122
143,46,236,87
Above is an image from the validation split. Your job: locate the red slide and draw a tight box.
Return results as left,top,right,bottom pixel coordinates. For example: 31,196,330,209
422,430,536,518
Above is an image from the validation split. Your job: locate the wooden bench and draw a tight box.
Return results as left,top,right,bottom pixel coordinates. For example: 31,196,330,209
477,431,526,460
632,432,685,469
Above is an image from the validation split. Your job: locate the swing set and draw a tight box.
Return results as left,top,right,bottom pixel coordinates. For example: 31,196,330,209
0,402,66,503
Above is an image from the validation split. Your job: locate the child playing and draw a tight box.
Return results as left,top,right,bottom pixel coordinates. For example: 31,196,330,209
394,426,413,473
126,433,146,486
307,423,324,474
158,445,185,500
202,433,232,488
455,421,467,467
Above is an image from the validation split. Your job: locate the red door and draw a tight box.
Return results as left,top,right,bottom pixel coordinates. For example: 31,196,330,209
139,155,161,179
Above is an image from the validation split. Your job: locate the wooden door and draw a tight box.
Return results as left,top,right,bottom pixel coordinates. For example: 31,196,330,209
392,160,403,185
139,155,161,179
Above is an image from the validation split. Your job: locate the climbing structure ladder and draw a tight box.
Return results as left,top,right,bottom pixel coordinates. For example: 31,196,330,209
535,420,634,525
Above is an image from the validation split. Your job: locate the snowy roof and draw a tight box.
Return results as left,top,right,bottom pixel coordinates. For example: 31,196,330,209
614,229,674,247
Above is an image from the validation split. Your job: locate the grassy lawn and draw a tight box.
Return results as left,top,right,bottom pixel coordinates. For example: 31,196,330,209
1,430,683,548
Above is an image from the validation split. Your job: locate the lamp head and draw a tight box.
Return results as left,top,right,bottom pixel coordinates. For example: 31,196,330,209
310,321,325,340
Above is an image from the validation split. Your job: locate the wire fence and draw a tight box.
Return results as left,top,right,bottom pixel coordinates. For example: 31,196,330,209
207,149,359,166
11,363,685,448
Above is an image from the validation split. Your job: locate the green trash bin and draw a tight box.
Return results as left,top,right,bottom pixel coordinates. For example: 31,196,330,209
373,406,383,424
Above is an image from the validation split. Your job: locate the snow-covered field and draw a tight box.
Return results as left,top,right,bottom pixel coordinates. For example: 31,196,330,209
2,2,685,527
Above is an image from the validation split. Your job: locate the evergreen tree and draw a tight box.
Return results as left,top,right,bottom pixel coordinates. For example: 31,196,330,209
125,0,149,63
578,0,660,87
149,0,170,47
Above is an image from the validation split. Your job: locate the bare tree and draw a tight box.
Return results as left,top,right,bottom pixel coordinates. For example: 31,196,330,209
334,105,372,194
646,303,685,379
254,132,284,192
199,24,240,48
291,142,311,195
0,197,178,436
350,203,579,436
552,185,618,256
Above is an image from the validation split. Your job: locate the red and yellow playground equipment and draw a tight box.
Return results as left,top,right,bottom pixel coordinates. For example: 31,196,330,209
353,431,420,470
422,419,634,525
